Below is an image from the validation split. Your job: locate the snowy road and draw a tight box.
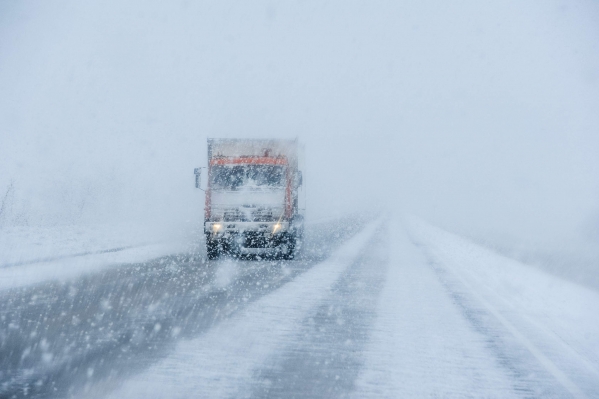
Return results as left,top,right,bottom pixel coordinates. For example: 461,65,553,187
1,216,598,398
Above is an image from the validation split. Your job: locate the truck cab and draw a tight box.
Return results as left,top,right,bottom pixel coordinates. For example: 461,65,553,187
196,139,304,259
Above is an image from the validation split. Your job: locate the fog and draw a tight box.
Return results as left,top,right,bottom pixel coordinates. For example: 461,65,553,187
1,0,598,258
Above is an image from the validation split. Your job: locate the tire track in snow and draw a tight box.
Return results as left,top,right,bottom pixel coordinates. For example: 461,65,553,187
0,219,367,399
352,218,518,398
408,219,599,399
425,257,577,399
439,269,589,399
100,219,382,399
247,223,388,398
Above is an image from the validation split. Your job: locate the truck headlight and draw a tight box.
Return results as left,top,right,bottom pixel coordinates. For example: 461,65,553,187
272,223,282,234
212,223,222,233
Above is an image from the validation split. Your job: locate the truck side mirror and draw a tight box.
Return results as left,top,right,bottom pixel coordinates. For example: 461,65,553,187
194,168,201,189
298,171,303,187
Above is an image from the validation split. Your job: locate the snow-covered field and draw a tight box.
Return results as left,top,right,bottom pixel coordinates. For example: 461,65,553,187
0,223,197,290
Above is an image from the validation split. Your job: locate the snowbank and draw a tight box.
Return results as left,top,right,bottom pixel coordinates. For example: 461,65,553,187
0,223,199,290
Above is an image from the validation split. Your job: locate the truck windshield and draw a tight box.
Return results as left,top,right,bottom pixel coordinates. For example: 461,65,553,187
210,165,286,190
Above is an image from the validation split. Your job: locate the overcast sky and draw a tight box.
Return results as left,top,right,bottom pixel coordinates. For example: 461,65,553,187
1,0,598,251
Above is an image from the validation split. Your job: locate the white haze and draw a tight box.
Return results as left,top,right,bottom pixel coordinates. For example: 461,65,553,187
1,1,598,261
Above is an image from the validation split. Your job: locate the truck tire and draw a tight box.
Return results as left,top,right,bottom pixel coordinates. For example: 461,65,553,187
282,234,297,260
207,239,220,260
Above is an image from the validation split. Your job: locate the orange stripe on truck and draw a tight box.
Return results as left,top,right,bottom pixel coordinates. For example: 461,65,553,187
210,157,288,166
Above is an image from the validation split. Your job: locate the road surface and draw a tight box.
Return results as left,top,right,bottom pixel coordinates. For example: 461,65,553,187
1,216,598,398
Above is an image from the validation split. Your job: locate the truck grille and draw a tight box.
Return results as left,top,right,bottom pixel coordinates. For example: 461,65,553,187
251,209,275,222
220,208,278,222
223,209,245,221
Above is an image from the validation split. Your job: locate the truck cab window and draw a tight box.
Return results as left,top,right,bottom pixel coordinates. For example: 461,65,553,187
210,165,285,190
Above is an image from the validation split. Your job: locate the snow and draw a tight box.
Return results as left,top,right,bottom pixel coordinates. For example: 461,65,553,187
101,217,599,398
0,223,196,291
405,217,599,398
352,218,517,398
103,219,381,399
2,216,599,398
213,258,239,289
1,0,598,396
211,189,285,208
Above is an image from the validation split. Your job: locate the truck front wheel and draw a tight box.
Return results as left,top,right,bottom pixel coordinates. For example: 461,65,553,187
206,238,220,260
281,234,297,260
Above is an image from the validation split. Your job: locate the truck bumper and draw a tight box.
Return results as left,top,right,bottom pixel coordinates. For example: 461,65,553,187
204,221,290,235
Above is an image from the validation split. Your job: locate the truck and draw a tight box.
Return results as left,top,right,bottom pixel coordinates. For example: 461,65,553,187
195,139,305,259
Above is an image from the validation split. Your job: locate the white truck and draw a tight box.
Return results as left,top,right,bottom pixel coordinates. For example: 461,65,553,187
195,139,305,259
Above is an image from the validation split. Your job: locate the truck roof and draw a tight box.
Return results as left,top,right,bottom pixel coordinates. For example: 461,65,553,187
208,139,299,167
210,156,288,166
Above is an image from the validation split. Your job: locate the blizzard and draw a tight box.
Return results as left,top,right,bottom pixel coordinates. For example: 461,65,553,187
3,217,597,398
1,1,598,398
